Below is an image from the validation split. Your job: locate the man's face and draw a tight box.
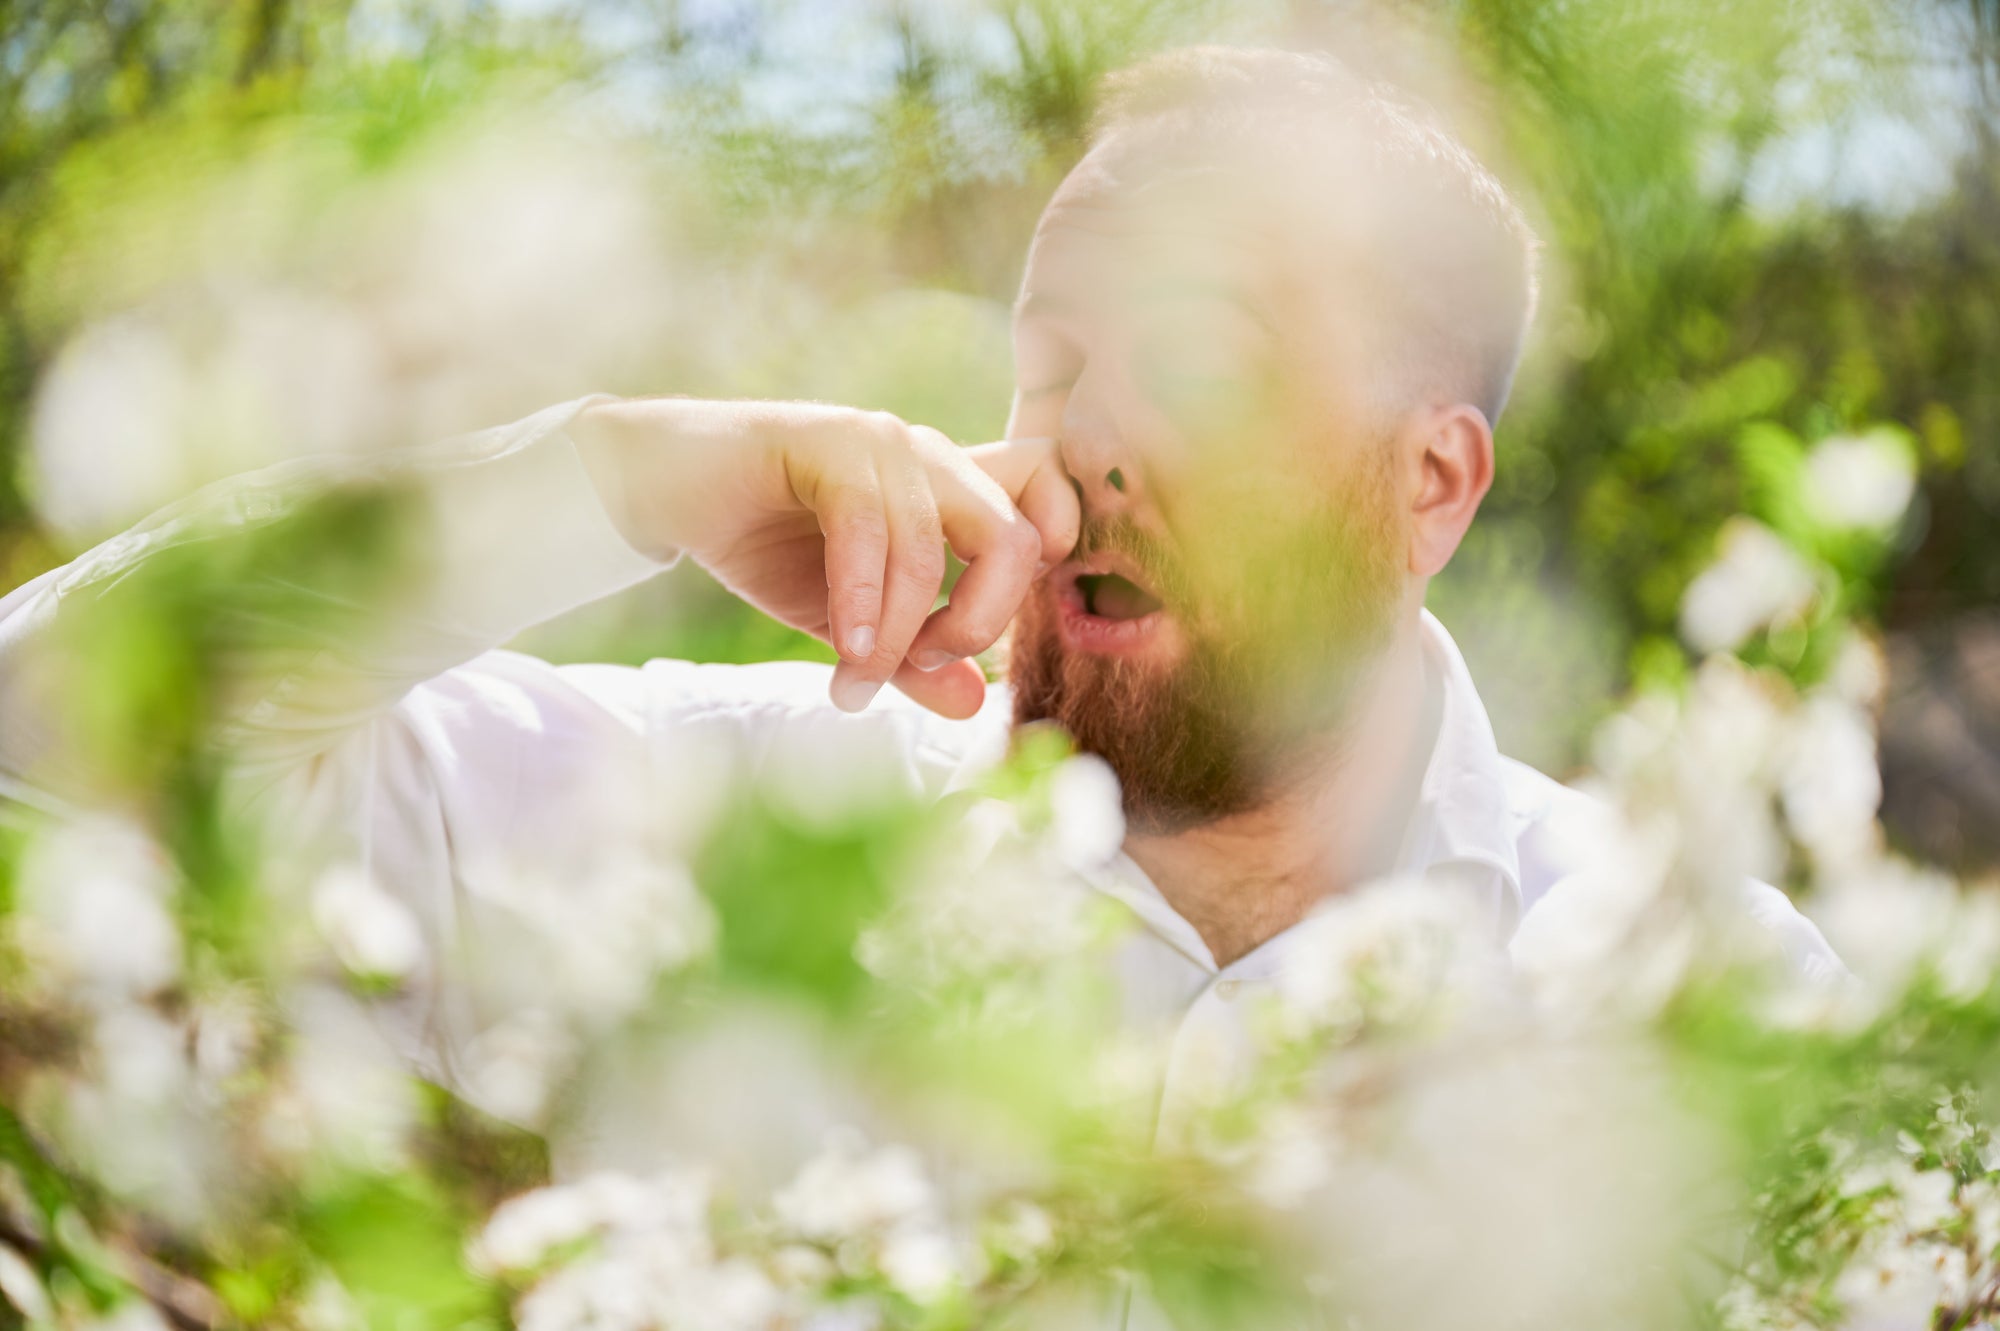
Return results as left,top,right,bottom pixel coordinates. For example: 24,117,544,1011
1005,140,1417,834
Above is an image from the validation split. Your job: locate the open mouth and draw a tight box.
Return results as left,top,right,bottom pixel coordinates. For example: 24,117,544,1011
1055,557,1177,657
1076,571,1165,621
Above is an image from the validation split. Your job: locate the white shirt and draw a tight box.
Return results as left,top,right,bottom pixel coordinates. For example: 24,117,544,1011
0,397,1842,1322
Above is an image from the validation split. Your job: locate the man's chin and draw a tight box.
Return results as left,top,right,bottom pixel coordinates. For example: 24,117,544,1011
1007,606,1269,834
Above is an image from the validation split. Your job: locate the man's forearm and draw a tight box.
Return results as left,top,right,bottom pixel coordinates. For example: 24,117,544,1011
0,396,671,806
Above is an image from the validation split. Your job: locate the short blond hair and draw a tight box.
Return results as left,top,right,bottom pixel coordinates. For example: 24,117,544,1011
1090,46,1540,423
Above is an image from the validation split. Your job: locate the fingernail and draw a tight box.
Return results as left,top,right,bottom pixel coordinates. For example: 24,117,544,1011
830,673,883,713
845,626,876,659
912,649,956,672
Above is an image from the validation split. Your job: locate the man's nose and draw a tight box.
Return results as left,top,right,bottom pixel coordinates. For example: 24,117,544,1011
1058,380,1145,516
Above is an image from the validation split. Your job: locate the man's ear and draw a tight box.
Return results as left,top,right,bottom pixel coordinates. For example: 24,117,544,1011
1407,403,1495,578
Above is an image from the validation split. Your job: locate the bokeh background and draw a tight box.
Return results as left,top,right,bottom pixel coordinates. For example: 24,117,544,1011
4,0,1996,863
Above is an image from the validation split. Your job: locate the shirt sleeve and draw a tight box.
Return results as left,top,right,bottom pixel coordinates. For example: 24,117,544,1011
0,395,668,810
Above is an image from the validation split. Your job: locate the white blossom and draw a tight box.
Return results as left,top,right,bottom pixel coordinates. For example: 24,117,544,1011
15,817,180,1001
189,991,262,1086
773,1135,936,1243
1269,1033,1712,1330
0,1244,50,1324
877,1224,960,1302
293,1274,366,1331
1269,876,1498,1045
1238,1102,1339,1211
1680,518,1818,656
1811,858,2000,1009
465,850,715,1027
771,1134,967,1303
311,863,424,981
1048,754,1125,870
1779,695,1882,866
79,1304,174,1331
514,1252,783,1331
985,1199,1058,1266
478,1170,793,1331
1803,429,1917,531
27,315,205,540
91,1005,190,1106
264,988,416,1166
456,1008,576,1127
1836,1234,1969,1328
474,1170,710,1275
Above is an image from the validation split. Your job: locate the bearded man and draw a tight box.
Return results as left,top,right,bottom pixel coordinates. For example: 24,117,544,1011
0,39,1838,1247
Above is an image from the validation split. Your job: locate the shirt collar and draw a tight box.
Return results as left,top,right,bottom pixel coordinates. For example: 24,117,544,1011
1071,609,1525,972
1401,608,1524,940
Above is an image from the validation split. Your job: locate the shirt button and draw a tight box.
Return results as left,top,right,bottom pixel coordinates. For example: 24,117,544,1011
1214,979,1241,1001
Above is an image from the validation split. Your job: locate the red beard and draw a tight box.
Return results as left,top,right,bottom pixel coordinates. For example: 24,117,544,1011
1007,451,1406,835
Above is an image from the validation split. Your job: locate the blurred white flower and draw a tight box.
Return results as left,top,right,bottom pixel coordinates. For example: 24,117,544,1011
1586,658,1795,900
771,1133,967,1302
1835,1225,1969,1329
1541,656,1823,1016
311,863,424,981
1508,795,1681,1009
514,1251,784,1331
1048,755,1125,870
1828,631,1889,710
773,1134,936,1243
985,1199,1058,1267
1779,695,1882,866
457,1008,576,1127
1803,429,1917,531
27,315,196,539
49,1003,226,1230
1841,1157,1956,1230
27,289,390,541
189,990,263,1086
91,1005,189,1106
1275,1034,1714,1330
860,809,1107,992
293,1274,365,1331
877,1224,959,1303
1811,859,2000,1008
1269,877,1499,1046
1680,518,1818,656
360,130,681,442
465,850,715,1027
78,1303,173,1331
0,1244,50,1324
1964,1176,2000,1264
770,1244,838,1290
15,816,180,1001
1238,1101,1339,1211
28,119,684,540
265,988,416,1167
474,1170,709,1275
478,1169,792,1331
1716,1280,1816,1331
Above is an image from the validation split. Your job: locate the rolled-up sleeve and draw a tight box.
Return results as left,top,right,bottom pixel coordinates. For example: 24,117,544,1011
0,396,670,807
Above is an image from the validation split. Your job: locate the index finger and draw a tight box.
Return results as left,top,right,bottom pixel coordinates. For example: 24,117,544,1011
964,437,1079,570
903,450,1042,670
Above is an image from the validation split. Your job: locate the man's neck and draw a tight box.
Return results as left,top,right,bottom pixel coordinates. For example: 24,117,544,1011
1121,618,1438,969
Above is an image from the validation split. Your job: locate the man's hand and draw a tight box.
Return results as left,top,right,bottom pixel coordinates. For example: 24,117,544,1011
571,398,1078,719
